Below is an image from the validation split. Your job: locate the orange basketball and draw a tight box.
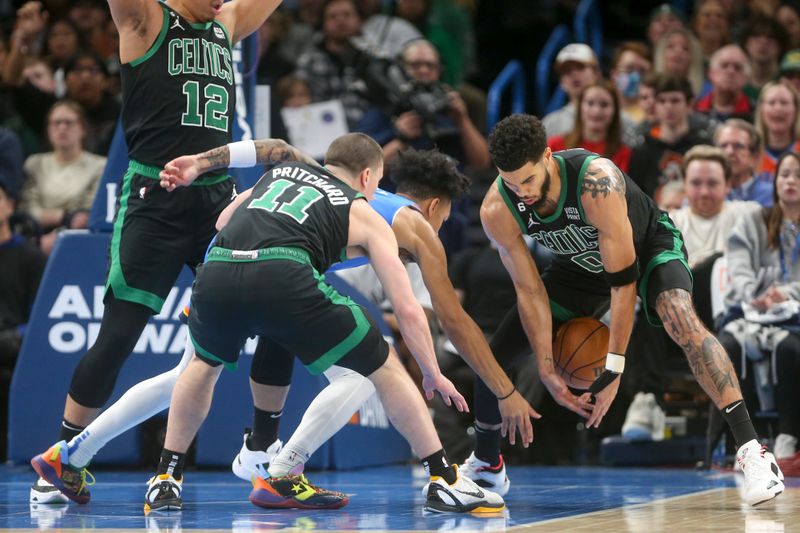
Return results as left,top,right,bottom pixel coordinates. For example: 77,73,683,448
553,317,610,390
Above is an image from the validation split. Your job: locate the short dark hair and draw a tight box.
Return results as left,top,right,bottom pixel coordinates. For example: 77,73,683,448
654,74,694,102
741,14,789,56
488,114,548,171
324,133,383,175
390,148,469,200
64,49,108,77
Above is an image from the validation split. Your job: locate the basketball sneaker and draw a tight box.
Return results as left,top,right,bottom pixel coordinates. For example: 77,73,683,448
425,465,505,513
144,474,183,513
458,452,510,496
31,441,94,504
621,392,665,441
231,430,283,482
249,474,349,509
29,477,69,505
736,439,784,506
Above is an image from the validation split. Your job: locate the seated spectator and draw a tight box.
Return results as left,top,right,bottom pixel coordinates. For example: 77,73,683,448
0,126,25,198
755,81,800,177
741,14,789,96
653,27,705,97
777,2,800,51
357,0,422,57
670,145,761,269
718,151,800,473
610,41,652,128
657,178,685,212
294,0,371,129
542,43,600,138
0,177,47,459
20,100,105,254
394,0,473,87
356,39,489,170
548,80,632,173
646,4,685,50
255,10,297,87
695,45,754,123
62,50,120,155
714,118,773,206
779,49,800,97
44,19,83,97
271,75,313,143
629,75,713,202
692,0,729,62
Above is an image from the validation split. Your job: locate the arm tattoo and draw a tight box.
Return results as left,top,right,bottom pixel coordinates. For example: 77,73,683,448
581,159,627,199
655,289,738,404
197,145,230,172
255,140,318,167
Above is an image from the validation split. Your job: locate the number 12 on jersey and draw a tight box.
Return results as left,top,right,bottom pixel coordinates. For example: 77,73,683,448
181,80,229,131
248,178,324,224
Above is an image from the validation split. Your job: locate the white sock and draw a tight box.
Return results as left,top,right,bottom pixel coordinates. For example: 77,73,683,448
267,365,375,477
66,336,195,468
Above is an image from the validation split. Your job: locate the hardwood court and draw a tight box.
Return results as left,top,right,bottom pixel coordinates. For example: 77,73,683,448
2,464,798,531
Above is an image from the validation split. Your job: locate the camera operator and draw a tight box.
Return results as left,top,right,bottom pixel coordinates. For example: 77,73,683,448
356,39,490,169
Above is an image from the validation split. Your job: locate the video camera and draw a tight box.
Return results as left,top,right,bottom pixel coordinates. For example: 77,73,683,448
354,44,458,140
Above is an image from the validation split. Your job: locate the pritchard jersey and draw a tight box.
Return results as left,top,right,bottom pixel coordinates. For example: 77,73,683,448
216,163,364,273
496,149,662,277
120,2,234,176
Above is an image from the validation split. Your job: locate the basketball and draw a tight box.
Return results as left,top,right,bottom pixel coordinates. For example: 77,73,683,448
553,317,610,390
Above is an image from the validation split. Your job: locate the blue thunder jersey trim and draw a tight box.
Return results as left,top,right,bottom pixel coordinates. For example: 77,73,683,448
328,188,418,271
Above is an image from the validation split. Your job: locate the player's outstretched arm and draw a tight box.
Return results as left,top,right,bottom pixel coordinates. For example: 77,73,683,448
579,157,638,428
394,208,539,445
107,0,163,64
348,200,468,412
481,186,593,419
218,0,282,44
160,139,318,190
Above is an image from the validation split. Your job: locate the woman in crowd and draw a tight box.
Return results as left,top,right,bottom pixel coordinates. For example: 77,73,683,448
755,81,800,177
692,0,729,63
20,100,105,254
548,80,632,172
610,41,652,127
653,26,705,98
720,151,800,472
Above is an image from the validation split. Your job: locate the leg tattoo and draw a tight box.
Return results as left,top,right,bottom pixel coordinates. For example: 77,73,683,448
655,289,740,407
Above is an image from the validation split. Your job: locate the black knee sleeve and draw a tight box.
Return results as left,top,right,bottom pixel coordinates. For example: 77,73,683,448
250,337,295,386
68,293,153,408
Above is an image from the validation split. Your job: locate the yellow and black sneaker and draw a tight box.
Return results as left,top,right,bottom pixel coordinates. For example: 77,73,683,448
425,465,505,513
144,474,182,514
249,474,348,509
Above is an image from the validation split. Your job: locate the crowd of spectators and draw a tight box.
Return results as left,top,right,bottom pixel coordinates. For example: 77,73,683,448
1,0,800,473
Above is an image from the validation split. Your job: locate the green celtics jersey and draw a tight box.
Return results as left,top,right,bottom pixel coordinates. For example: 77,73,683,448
216,163,364,273
120,2,234,175
496,149,661,277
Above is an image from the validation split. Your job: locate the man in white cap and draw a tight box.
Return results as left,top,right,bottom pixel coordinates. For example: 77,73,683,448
542,43,600,137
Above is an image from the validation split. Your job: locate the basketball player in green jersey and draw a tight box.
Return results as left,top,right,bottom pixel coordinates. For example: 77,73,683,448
462,114,784,507
29,0,282,504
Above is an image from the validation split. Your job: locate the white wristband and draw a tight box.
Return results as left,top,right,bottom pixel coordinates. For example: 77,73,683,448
227,140,257,168
605,353,625,374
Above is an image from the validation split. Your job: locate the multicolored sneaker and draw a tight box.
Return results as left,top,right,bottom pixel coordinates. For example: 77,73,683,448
31,441,94,504
737,439,785,506
144,474,183,513
425,465,506,513
458,452,510,496
249,474,349,509
29,477,69,504
231,430,283,482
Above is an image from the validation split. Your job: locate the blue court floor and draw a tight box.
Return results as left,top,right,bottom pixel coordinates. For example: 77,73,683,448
1,464,798,531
